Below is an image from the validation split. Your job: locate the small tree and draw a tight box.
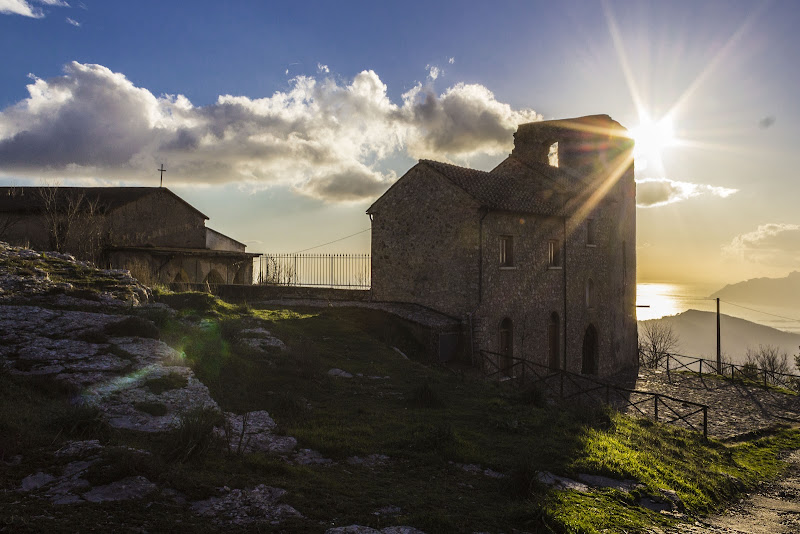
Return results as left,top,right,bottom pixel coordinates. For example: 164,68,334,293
638,321,679,368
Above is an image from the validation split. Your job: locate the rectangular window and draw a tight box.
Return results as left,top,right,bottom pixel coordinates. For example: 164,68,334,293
587,219,596,246
548,240,562,267
500,236,514,266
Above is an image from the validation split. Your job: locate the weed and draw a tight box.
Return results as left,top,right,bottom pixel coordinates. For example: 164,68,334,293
162,407,222,463
104,316,160,339
408,382,444,408
134,401,168,416
144,372,188,394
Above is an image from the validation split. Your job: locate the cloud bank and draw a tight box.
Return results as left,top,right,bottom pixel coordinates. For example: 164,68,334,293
724,223,800,266
0,62,541,202
636,178,737,208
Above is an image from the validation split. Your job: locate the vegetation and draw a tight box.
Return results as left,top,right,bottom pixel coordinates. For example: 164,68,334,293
4,288,800,533
638,321,680,368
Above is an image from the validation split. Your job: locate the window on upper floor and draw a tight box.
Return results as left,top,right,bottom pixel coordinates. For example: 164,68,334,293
500,235,514,267
587,219,596,246
548,239,562,268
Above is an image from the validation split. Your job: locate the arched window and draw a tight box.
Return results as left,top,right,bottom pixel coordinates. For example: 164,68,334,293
499,318,513,375
548,312,560,370
582,325,598,375
586,278,595,308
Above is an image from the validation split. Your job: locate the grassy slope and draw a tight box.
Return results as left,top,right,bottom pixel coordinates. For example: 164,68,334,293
2,288,800,533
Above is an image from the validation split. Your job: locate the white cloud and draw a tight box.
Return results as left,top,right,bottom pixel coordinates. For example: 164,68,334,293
636,178,738,208
317,63,329,74
0,61,542,202
0,0,67,17
426,64,440,81
448,57,455,64
65,15,79,26
724,223,800,266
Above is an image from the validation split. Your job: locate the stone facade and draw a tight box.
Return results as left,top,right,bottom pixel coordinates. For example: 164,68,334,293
367,115,637,376
0,187,255,285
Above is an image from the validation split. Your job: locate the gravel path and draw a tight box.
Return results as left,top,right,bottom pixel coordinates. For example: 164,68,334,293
626,369,800,439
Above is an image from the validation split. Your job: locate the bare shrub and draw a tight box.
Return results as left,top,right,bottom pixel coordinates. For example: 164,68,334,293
638,321,679,368
745,344,790,383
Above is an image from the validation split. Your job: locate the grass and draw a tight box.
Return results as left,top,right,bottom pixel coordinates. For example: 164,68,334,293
4,288,800,533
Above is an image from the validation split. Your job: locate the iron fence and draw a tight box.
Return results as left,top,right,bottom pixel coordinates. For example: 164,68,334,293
646,353,800,392
480,349,709,437
253,253,370,289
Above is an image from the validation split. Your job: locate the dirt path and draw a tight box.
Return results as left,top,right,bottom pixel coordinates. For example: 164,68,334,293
661,450,800,533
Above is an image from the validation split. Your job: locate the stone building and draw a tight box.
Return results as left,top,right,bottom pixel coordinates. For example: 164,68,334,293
0,186,255,285
367,115,637,376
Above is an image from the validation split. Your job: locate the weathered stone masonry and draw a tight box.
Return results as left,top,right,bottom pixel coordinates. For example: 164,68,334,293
367,115,637,376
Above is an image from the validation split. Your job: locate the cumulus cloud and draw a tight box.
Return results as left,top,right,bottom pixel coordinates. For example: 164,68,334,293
317,63,329,74
65,15,79,26
0,61,541,202
723,223,800,266
426,64,440,81
448,57,455,64
0,0,67,17
635,178,737,208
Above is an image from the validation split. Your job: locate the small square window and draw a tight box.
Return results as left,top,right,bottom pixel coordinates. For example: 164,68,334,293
587,219,596,246
500,236,514,266
548,240,561,267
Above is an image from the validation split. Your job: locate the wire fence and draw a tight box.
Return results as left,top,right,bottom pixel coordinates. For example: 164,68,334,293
253,253,370,289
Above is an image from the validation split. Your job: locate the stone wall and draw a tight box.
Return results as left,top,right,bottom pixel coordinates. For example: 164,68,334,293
369,164,482,318
108,191,207,249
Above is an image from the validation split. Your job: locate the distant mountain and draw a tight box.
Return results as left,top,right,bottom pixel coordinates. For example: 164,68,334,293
710,271,800,308
640,309,800,368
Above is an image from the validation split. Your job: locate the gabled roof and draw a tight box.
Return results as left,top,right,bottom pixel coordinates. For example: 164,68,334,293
419,159,569,216
0,187,208,219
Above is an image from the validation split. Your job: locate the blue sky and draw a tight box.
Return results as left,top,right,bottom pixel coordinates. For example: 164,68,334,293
1,0,798,285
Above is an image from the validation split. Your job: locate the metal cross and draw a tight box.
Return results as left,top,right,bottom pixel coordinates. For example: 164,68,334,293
158,164,166,187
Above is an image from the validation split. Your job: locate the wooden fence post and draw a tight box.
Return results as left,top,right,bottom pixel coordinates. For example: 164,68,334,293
654,395,658,422
703,406,708,439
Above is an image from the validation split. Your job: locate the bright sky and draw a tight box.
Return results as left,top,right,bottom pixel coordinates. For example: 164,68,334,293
0,0,798,286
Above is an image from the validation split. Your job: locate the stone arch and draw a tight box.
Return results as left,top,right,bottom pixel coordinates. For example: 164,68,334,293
204,269,225,286
173,268,190,283
548,312,560,370
499,317,513,375
581,324,599,375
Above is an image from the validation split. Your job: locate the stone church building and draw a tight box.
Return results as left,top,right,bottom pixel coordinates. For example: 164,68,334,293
0,186,255,285
367,115,637,376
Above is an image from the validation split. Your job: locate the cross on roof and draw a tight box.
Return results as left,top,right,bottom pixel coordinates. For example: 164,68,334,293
158,164,166,187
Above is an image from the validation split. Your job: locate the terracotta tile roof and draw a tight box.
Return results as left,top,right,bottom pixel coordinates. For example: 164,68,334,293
0,187,208,219
420,159,571,216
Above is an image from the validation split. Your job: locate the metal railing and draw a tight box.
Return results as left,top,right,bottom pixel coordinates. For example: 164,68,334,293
480,350,708,437
253,253,370,289
647,353,800,392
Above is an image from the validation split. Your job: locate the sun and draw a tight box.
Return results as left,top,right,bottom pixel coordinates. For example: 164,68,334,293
630,115,674,157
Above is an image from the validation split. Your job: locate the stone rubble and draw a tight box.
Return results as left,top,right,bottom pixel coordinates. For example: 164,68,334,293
190,484,302,526
216,410,297,454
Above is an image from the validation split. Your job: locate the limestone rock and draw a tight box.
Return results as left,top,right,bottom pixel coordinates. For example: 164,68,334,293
536,471,589,492
216,411,297,454
83,476,157,503
20,472,56,492
328,368,354,378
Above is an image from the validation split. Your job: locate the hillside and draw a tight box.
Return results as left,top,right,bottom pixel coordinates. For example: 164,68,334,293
640,310,800,366
711,271,800,308
3,242,800,533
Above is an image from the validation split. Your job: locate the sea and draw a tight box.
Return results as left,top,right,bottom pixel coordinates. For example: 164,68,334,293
636,282,800,335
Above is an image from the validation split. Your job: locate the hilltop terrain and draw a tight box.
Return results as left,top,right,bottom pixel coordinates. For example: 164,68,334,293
3,242,800,533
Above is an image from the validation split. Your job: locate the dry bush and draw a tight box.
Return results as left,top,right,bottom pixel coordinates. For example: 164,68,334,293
638,321,679,368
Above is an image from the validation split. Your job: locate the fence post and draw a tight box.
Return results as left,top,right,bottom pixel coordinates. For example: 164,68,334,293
764,369,768,388
654,395,658,422
699,359,703,378
703,406,708,439
666,354,670,379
